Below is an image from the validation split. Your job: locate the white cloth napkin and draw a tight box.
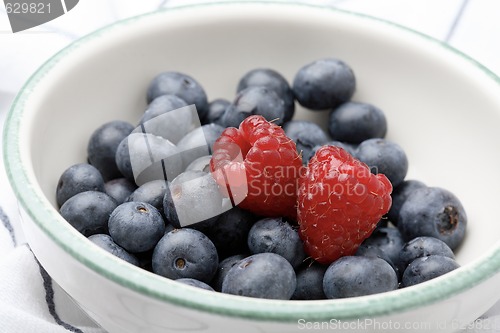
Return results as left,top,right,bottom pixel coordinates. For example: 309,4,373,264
1,1,500,332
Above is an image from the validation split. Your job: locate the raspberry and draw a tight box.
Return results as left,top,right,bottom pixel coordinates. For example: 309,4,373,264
210,115,302,218
297,146,392,264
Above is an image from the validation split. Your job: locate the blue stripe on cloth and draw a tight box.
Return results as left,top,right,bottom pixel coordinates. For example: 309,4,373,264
0,205,16,247
157,0,170,8
445,0,470,42
33,254,85,333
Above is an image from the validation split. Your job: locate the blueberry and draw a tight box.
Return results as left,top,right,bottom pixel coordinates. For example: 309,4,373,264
185,155,211,173
355,244,401,280
201,207,256,259
293,58,356,110
292,262,327,300
126,180,168,216
163,171,224,228
108,202,165,253
361,227,405,265
135,249,154,272
176,278,215,291
247,217,306,269
222,253,296,300
176,123,225,168
146,71,208,120
237,68,295,122
104,178,137,204
56,163,105,207
401,255,459,287
328,102,387,144
398,187,467,250
283,120,329,164
139,95,191,144
164,223,175,234
88,234,139,266
152,228,218,283
114,137,133,180
205,99,230,125
387,180,426,226
59,191,117,236
323,256,398,299
354,138,408,187
222,86,285,127
398,236,455,273
375,218,389,230
141,94,188,123
307,140,357,162
87,120,135,181
356,243,390,260
115,132,182,185
211,254,247,292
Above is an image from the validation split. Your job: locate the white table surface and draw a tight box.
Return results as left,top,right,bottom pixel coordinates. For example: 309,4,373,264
1,1,499,332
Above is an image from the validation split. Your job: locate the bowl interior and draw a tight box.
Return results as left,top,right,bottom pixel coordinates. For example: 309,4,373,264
6,1,500,319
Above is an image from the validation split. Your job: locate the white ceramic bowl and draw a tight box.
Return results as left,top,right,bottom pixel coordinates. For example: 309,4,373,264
4,2,500,332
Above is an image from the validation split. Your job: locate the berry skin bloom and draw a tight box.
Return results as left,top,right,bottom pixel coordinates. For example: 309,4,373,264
297,146,392,264
210,115,303,219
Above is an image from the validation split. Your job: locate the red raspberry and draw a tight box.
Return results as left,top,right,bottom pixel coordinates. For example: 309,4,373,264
297,146,392,264
210,115,302,219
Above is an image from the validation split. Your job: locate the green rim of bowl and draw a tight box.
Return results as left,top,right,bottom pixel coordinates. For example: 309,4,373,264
4,1,500,322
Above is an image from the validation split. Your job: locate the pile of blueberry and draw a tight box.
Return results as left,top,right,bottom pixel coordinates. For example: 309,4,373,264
56,58,466,300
